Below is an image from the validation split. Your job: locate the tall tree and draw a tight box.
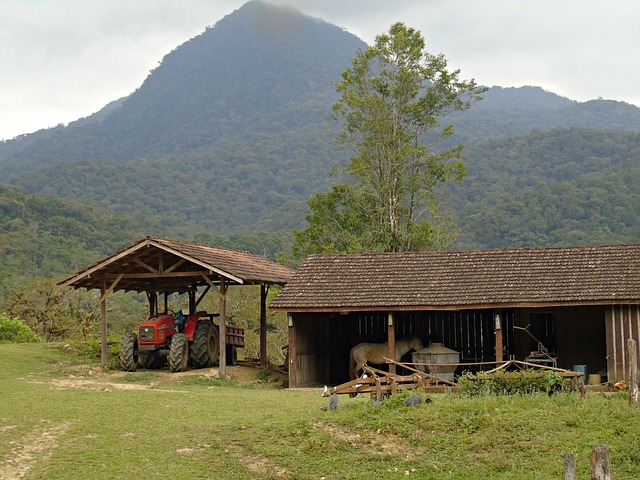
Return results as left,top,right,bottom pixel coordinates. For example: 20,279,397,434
294,23,485,255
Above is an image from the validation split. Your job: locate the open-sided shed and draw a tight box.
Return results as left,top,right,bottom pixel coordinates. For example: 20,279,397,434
60,236,295,375
269,244,640,388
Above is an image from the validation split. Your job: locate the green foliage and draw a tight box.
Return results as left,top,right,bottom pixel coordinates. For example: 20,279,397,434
456,369,571,396
0,184,143,306
295,22,485,255
452,128,640,248
0,4,639,335
68,336,122,366
0,313,39,343
7,279,99,342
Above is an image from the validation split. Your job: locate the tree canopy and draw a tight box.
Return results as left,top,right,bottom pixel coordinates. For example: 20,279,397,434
294,23,485,255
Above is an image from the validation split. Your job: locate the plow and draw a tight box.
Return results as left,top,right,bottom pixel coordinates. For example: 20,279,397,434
325,357,586,400
326,357,455,401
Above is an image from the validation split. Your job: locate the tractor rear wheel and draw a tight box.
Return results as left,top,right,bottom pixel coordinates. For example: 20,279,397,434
139,351,165,369
190,321,219,368
120,332,138,372
169,333,189,372
226,345,237,366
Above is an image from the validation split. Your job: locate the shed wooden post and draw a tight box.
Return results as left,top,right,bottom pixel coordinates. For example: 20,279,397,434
495,312,503,363
100,279,108,365
628,338,638,405
589,444,611,480
260,284,267,369
288,314,296,387
563,452,575,480
219,277,227,378
388,312,396,375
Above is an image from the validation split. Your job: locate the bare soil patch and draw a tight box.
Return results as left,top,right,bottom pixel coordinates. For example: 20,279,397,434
0,422,70,479
311,420,420,459
27,363,286,392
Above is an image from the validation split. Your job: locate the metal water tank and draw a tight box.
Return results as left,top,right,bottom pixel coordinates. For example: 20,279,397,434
412,342,460,382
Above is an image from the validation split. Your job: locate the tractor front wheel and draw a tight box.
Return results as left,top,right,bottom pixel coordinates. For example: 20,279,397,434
120,332,139,372
190,321,219,368
169,333,189,372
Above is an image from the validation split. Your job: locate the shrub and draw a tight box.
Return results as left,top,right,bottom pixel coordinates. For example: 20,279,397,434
457,368,571,396
0,314,40,343
67,336,121,365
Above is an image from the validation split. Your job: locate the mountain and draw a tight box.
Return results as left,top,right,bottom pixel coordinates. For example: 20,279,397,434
447,87,640,147
0,0,639,292
0,1,364,180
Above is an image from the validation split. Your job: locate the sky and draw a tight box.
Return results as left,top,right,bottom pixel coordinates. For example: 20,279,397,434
1,0,638,141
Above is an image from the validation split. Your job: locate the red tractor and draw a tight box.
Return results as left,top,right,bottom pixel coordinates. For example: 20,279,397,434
120,309,244,372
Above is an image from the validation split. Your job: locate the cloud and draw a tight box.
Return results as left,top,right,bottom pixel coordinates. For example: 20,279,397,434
0,0,638,140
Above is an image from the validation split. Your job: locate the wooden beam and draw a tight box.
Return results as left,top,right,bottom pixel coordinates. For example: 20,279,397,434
100,279,108,365
106,271,220,279
200,273,223,298
164,258,186,273
219,277,227,378
288,314,297,387
260,284,267,369
146,239,244,284
387,312,396,375
495,311,504,362
58,238,152,287
99,273,124,303
133,258,159,273
629,338,638,405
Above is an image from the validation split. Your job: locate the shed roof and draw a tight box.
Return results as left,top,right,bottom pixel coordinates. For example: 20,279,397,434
59,236,296,293
269,244,640,312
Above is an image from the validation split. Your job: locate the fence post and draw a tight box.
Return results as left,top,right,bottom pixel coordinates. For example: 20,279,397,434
589,444,611,480
628,338,638,406
563,452,575,480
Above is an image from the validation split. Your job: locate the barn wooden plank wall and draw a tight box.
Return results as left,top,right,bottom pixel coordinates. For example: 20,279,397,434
414,310,515,364
606,304,640,382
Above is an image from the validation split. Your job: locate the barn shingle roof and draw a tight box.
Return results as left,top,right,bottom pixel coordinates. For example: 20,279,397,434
60,236,295,293
269,244,640,312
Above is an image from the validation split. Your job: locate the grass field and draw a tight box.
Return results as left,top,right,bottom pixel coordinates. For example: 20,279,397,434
1,343,639,479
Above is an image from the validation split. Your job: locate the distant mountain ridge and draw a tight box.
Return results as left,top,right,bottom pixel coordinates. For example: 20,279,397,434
0,0,639,265
0,0,366,179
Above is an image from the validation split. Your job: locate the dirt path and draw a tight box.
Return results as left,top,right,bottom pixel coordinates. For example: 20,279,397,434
0,422,70,479
28,364,284,392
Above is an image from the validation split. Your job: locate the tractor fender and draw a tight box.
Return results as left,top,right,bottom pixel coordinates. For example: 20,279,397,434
183,313,203,341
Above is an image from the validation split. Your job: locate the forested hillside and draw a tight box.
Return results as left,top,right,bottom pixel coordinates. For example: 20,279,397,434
0,185,144,303
452,128,640,248
1,0,640,310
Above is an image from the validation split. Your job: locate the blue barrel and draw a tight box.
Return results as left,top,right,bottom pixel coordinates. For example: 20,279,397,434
572,365,588,382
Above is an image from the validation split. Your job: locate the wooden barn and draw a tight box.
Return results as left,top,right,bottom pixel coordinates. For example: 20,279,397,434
269,244,640,388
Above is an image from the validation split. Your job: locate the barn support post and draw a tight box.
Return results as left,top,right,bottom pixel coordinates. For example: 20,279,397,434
628,338,638,405
288,314,297,387
260,284,267,369
388,312,396,375
495,312,503,363
219,277,227,378
100,280,108,365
